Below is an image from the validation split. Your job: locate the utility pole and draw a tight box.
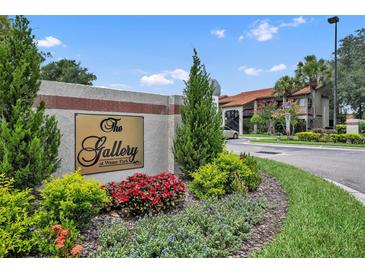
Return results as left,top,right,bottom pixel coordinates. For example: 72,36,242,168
328,16,339,129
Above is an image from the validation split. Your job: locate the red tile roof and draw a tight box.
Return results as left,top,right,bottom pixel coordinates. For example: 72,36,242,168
219,85,317,107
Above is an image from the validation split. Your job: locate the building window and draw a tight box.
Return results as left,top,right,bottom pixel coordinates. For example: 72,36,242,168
298,98,305,107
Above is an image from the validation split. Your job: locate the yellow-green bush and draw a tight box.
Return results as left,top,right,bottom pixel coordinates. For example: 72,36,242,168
190,152,262,200
0,174,40,257
297,131,364,144
39,171,110,227
189,163,228,199
214,152,261,192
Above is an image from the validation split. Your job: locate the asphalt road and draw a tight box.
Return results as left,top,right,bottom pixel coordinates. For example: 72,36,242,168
227,139,365,194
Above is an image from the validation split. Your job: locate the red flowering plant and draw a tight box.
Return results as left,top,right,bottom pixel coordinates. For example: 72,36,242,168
107,172,186,215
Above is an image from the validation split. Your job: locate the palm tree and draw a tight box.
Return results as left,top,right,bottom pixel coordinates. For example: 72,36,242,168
295,55,330,88
273,75,297,103
294,55,331,122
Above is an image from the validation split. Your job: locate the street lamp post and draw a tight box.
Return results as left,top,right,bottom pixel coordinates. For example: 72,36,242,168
328,16,339,129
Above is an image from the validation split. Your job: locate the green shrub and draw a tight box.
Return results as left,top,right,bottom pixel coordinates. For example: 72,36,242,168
296,132,321,141
344,133,364,144
0,174,40,257
91,194,267,258
39,171,110,227
189,163,228,199
297,132,364,144
336,124,346,134
213,152,247,193
239,153,262,191
91,222,131,258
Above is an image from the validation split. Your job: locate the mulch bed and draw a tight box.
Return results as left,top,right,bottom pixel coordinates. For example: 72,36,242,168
80,172,288,258
230,172,288,257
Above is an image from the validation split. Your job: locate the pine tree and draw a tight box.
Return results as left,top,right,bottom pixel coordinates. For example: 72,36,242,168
0,16,60,189
173,49,224,176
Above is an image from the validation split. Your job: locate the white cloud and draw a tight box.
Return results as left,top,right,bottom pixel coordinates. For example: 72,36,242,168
140,74,173,86
268,63,287,72
238,35,244,41
248,21,278,42
238,66,263,76
210,29,226,39
168,68,189,81
280,16,307,27
36,36,63,48
140,68,189,86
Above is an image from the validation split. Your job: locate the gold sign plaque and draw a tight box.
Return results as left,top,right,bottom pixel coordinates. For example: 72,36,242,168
75,114,144,175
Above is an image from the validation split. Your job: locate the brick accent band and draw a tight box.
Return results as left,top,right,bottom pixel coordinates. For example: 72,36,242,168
34,95,182,115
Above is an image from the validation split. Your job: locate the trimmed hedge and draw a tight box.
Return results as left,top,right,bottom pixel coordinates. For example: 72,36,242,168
296,132,365,144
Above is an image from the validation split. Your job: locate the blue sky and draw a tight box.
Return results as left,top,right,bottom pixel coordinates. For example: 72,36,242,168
28,16,364,96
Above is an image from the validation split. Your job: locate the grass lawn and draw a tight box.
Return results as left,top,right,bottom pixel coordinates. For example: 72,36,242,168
253,158,365,258
251,137,365,148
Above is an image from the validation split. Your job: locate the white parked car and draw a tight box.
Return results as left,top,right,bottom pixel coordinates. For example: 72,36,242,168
223,126,239,139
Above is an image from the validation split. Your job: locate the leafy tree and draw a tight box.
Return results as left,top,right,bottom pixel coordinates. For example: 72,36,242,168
336,28,365,118
272,101,300,136
250,100,278,134
273,75,297,102
173,49,224,176
0,16,60,189
0,16,10,37
41,59,97,85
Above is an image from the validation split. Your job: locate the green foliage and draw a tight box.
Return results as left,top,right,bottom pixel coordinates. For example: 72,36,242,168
296,132,321,142
239,153,262,191
92,222,131,258
189,152,262,199
271,101,300,135
91,194,266,258
273,75,297,101
297,131,365,144
41,59,97,85
0,174,40,257
337,29,365,118
0,102,61,189
39,171,109,227
250,113,265,125
360,120,365,134
251,101,278,134
295,55,331,87
0,16,61,189
336,124,346,134
173,49,224,176
0,16,10,38
189,163,228,199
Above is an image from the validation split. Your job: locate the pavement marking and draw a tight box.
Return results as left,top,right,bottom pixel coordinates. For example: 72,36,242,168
324,178,365,206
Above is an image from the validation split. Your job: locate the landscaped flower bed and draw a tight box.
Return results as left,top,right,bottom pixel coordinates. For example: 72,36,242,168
83,192,268,258
1,152,273,258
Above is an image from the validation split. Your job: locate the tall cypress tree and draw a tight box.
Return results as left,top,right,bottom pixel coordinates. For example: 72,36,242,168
0,16,60,189
173,49,224,176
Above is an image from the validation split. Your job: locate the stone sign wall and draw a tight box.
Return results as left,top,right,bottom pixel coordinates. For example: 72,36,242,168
34,80,183,183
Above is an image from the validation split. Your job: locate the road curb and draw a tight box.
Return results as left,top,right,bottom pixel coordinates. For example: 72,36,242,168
238,140,365,152
324,178,365,206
